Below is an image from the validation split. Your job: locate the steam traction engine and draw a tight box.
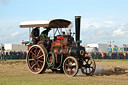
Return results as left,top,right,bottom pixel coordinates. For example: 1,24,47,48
20,16,96,77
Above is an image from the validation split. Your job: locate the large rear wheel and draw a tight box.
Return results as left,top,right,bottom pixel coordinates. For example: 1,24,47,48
63,56,79,77
27,45,48,74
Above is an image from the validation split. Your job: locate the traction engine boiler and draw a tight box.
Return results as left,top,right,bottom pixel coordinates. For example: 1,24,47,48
20,16,96,77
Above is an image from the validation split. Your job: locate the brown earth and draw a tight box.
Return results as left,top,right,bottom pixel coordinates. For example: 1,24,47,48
95,60,128,76
0,59,128,85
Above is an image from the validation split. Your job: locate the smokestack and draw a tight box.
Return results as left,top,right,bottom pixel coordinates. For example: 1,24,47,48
75,16,81,46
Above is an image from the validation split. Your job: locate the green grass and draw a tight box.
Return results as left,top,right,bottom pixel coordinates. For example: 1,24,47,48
0,74,127,85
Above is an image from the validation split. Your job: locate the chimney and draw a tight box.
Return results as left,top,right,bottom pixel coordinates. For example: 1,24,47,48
75,16,81,46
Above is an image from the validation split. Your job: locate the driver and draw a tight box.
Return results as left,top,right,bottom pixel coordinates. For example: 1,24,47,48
40,28,51,41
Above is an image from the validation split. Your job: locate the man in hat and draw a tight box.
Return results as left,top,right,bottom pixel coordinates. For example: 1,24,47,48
40,28,51,41
31,27,39,44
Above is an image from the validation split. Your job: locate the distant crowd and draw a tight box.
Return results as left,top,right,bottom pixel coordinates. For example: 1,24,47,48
0,50,27,60
88,51,128,59
1,49,128,60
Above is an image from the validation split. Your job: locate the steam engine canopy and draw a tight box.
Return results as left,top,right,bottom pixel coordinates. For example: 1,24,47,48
70,46,85,57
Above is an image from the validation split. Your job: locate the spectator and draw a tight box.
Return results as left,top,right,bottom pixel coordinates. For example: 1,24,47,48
1,48,5,60
0,49,2,60
102,52,105,59
124,52,126,59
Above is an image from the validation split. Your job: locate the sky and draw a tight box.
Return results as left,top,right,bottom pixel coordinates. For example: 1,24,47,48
0,0,128,47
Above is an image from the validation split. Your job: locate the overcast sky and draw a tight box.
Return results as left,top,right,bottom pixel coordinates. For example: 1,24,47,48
0,0,128,47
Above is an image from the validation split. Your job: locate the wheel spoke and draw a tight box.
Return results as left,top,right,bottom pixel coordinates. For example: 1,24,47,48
38,60,44,63
34,66,38,71
85,68,87,73
31,52,37,58
85,59,87,63
65,63,69,66
89,61,92,65
38,62,43,67
85,59,89,64
90,67,94,70
39,58,44,60
37,50,41,57
72,65,76,69
70,69,73,74
73,66,76,69
38,55,44,59
29,49,36,56
71,59,74,64
31,63,36,69
29,59,35,61
67,59,70,63
37,62,41,68
89,68,91,73
34,47,38,53
30,61,35,65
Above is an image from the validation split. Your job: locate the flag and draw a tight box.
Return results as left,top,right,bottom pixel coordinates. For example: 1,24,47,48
123,44,128,47
114,45,118,47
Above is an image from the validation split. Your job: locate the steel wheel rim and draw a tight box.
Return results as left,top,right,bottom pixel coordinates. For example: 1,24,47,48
63,56,78,77
27,45,47,74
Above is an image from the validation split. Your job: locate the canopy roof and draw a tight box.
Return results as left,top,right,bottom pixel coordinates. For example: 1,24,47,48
20,19,72,28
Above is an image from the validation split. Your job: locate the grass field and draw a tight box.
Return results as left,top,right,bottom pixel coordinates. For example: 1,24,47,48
0,59,128,85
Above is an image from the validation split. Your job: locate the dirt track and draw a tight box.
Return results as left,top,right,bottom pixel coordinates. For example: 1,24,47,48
95,60,128,76
0,60,128,76
0,60,128,85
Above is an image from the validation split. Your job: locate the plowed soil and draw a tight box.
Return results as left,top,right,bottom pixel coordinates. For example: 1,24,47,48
0,59,128,85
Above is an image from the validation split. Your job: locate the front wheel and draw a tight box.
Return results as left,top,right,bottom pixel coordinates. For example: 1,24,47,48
63,56,79,77
81,57,96,76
